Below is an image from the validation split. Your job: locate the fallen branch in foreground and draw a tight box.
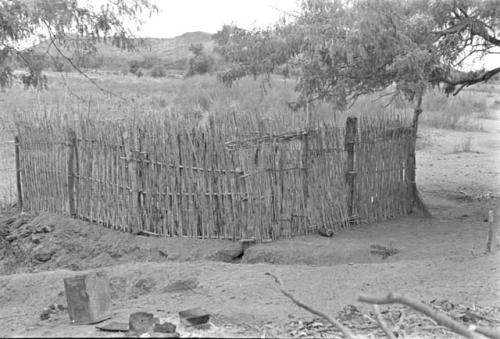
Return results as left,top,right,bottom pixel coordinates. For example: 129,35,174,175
265,272,358,339
372,304,397,339
357,293,498,339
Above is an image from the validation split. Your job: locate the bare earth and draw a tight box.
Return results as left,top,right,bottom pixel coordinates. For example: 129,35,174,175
0,113,499,337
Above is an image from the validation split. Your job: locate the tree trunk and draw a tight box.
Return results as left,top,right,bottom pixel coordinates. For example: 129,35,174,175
408,94,432,217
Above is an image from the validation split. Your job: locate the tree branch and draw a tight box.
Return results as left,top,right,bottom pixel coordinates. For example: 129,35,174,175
372,305,397,339
357,293,489,339
430,66,500,96
433,17,500,47
44,22,128,102
265,273,358,339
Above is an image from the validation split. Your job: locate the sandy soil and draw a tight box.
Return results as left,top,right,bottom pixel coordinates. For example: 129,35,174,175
0,110,499,337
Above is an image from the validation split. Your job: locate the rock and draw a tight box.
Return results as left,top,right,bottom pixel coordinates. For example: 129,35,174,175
19,226,34,238
6,234,17,242
11,218,28,229
158,250,168,258
162,278,199,293
40,308,51,320
129,312,157,335
153,322,176,333
211,248,243,262
318,227,334,237
35,225,52,234
31,235,41,244
65,272,112,325
167,252,180,261
0,224,9,237
150,332,180,338
130,278,156,297
33,247,55,262
179,308,210,326
0,216,16,226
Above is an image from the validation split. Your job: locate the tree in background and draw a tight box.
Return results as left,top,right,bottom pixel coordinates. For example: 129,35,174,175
214,0,500,214
185,43,215,77
0,0,158,90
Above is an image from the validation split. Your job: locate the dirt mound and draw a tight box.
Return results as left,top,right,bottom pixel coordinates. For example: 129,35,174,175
1,202,497,274
0,212,243,275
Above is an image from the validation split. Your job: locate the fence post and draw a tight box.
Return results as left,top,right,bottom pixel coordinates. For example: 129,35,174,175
302,103,313,214
345,116,358,222
14,135,23,212
486,210,498,253
67,129,77,217
124,128,140,234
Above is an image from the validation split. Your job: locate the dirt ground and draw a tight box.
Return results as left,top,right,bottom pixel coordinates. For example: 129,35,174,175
0,112,499,337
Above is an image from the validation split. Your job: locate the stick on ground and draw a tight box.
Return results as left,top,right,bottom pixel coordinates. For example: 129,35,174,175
265,272,358,339
373,304,397,339
357,293,487,339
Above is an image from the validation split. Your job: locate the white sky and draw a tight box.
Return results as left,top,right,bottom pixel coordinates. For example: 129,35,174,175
100,0,302,38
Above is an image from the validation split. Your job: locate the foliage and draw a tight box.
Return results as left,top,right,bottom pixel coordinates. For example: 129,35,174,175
71,51,104,69
185,43,215,77
0,0,158,89
214,0,500,110
0,48,14,90
0,65,13,91
149,64,166,78
18,51,49,90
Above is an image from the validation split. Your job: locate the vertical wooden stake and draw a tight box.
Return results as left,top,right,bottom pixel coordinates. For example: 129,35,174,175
302,103,312,212
345,117,358,222
486,210,498,253
67,129,77,217
137,128,145,232
14,135,23,212
123,128,139,234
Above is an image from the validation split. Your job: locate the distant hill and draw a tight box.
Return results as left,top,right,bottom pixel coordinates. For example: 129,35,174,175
34,31,214,73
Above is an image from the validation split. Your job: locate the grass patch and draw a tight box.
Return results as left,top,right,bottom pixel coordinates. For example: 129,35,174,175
420,90,485,131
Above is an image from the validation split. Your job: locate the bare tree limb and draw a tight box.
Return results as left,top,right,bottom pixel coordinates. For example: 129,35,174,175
430,66,500,96
357,293,488,339
433,18,500,47
265,272,358,339
372,305,397,339
43,22,129,102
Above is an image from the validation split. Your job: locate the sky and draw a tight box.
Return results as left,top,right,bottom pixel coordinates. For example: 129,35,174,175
90,0,302,38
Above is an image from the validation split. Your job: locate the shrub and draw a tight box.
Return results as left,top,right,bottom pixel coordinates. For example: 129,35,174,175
0,66,14,91
129,59,142,75
185,44,215,77
149,64,166,78
51,56,73,72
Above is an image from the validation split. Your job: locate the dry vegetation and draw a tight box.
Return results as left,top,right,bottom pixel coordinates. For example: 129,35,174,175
0,71,498,208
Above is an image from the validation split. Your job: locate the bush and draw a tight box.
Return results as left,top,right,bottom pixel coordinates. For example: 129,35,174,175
129,59,141,74
149,64,166,78
51,56,73,72
0,66,13,91
185,44,215,77
72,52,103,69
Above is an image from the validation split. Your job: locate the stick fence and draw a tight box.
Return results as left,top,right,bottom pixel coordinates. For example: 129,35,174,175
15,114,415,241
